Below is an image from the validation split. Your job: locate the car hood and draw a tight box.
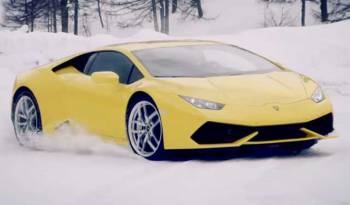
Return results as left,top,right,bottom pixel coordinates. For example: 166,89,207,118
156,71,309,106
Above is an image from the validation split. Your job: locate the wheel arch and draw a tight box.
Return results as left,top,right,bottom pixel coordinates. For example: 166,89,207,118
126,91,157,119
13,86,34,99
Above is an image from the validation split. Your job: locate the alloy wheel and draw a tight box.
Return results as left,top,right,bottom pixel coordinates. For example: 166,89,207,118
14,95,40,146
128,101,163,157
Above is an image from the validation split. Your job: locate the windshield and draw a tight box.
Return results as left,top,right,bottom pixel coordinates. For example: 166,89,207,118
133,44,281,77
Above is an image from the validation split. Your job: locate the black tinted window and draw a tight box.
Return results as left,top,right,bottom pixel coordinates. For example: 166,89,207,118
53,52,96,73
83,53,98,73
88,52,134,84
128,66,144,84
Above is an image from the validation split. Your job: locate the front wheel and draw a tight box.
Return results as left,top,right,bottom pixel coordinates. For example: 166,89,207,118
12,90,42,147
127,98,164,160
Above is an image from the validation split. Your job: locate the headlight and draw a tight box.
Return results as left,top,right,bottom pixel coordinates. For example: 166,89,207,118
180,96,225,110
311,86,325,103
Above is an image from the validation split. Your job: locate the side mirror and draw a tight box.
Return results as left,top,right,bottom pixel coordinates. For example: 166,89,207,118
91,71,119,84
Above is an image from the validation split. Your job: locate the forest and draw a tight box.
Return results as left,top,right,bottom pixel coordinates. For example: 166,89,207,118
1,0,350,35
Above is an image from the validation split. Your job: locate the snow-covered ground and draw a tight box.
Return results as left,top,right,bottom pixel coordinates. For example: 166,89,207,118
0,21,350,205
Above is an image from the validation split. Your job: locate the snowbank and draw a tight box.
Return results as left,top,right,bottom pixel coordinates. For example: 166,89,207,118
0,21,350,205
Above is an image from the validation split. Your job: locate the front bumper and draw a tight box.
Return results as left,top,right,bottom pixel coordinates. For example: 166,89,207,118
159,96,336,150
191,113,335,146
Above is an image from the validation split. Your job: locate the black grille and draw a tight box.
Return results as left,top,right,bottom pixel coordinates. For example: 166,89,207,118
191,113,334,144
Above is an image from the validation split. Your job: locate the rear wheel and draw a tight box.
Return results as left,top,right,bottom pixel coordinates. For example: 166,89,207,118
12,90,42,147
127,98,164,160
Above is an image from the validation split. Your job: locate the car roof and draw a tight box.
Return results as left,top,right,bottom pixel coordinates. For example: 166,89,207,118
104,39,222,51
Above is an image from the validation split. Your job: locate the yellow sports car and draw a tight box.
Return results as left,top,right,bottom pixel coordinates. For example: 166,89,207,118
11,40,336,159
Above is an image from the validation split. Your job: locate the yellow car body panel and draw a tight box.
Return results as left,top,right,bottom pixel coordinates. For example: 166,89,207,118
12,40,335,150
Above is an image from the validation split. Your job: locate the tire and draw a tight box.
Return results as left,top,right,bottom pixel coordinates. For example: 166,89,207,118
126,96,164,160
12,89,42,147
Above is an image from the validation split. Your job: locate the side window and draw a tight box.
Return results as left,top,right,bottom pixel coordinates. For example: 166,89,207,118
128,66,144,84
53,52,96,73
83,53,98,73
87,51,134,84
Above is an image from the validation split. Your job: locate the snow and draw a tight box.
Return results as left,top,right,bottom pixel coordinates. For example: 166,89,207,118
0,0,319,35
1,20,350,205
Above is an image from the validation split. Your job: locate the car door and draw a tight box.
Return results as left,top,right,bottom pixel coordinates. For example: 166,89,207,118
60,51,138,139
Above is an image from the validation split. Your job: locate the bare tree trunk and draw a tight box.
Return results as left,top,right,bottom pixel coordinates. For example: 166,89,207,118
74,0,79,35
30,1,34,31
53,0,57,32
195,0,203,18
320,0,328,22
61,0,69,33
48,16,51,32
82,14,91,36
172,0,177,13
151,0,159,32
30,19,34,31
97,0,104,28
24,0,29,26
301,0,306,26
165,0,169,34
105,13,110,32
160,0,165,33
47,0,51,32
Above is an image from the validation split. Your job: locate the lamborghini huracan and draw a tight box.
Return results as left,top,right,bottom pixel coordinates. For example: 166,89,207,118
11,40,336,159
